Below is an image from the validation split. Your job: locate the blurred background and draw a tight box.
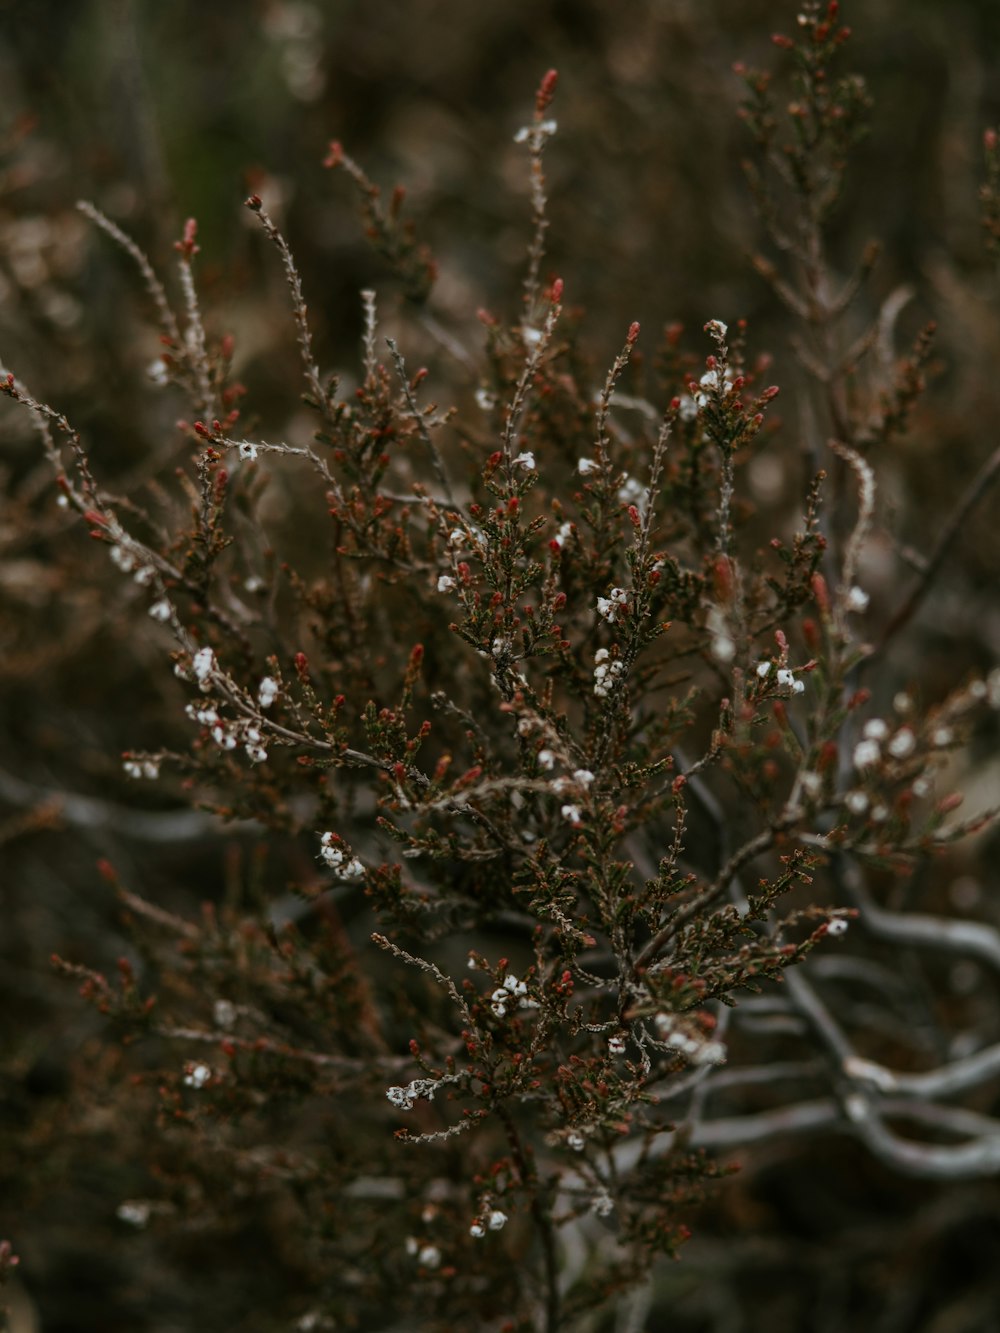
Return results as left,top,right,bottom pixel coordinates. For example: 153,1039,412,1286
2,1,1000,1329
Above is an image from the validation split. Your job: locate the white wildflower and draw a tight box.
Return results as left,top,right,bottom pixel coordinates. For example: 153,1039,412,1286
437,574,456,592
705,318,728,338
183,1063,211,1089
147,358,169,387
932,727,954,747
792,678,806,694
776,668,795,688
117,1200,151,1228
487,1209,508,1231
213,999,237,1029
123,760,142,780
537,748,555,770
827,917,849,937
192,647,216,683
566,1131,585,1152
863,718,889,741
677,393,698,421
551,520,574,549
149,599,171,622
470,1221,486,1238
596,587,628,623
133,565,154,586
238,442,258,462
245,742,267,764
561,804,582,824
756,660,772,678
853,738,881,769
693,1041,727,1066
800,771,822,797
110,545,135,573
577,457,598,475
591,1190,614,1218
608,1033,627,1056
845,790,869,815
572,768,594,787
258,676,279,708
141,760,159,780
417,1245,441,1269
887,728,916,759
846,586,870,612
521,325,543,345
513,451,535,469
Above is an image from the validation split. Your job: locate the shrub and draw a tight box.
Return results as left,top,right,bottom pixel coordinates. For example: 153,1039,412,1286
2,3,1000,1330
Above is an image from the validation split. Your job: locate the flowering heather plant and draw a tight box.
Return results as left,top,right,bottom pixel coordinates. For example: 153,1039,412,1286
3,4,1000,1329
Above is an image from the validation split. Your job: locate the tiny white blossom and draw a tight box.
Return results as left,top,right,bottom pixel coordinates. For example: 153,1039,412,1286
705,318,728,338
211,724,237,751
845,790,869,815
437,574,456,592
608,1033,627,1056
863,718,889,741
147,358,169,387
913,777,931,798
827,917,849,937
893,692,912,714
244,575,266,593
561,803,582,824
123,760,142,779
521,325,543,346
133,565,154,586
417,1245,441,1269
776,668,795,688
887,728,916,759
503,975,528,997
141,760,159,780
677,393,698,421
245,742,268,764
192,647,216,683
567,1131,585,1152
257,676,278,708
800,771,822,797
238,442,258,462
470,1221,486,1238
792,678,806,694
846,585,870,612
449,527,466,546
110,545,135,573
853,738,881,769
474,388,496,412
487,1209,508,1231
871,804,889,823
577,457,598,475
591,1190,614,1218
513,451,535,469
594,648,610,664
386,1086,415,1111
183,1063,211,1089
932,727,954,747
551,520,574,549
537,748,555,770
693,1041,727,1066
149,599,171,622
596,587,628,623
213,999,237,1029
572,768,594,787
756,661,772,678
491,999,507,1018
117,1200,151,1228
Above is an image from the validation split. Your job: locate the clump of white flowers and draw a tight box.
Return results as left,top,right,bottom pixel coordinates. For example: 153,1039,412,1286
491,972,532,1018
596,587,628,623
593,647,624,698
183,1063,212,1089
257,676,279,708
123,757,159,780
318,832,364,878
